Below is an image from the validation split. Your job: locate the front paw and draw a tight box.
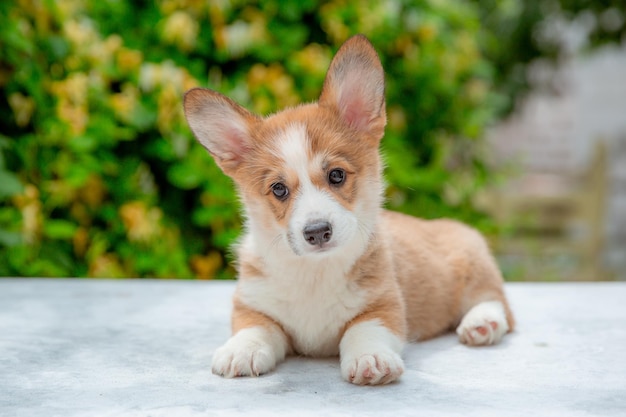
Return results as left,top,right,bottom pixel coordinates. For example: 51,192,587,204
211,328,282,378
340,320,406,385
341,350,405,385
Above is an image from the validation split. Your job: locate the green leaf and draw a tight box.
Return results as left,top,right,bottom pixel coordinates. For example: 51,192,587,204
0,230,22,247
43,220,78,240
167,163,204,189
0,171,24,199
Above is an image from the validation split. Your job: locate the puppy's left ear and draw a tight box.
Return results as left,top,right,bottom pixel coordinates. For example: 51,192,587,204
183,88,259,176
319,35,386,141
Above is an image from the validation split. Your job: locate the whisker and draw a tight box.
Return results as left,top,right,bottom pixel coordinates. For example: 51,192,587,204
269,233,283,253
357,219,375,246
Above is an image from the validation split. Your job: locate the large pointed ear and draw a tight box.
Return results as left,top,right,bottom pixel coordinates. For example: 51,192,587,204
319,35,386,140
183,88,258,175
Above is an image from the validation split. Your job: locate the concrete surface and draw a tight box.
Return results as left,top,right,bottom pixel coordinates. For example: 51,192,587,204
1,279,625,417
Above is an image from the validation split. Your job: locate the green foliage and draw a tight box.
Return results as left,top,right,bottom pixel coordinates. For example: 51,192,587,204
1,0,509,278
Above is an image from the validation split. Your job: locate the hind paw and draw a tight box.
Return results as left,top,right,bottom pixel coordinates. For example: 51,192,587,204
456,301,509,346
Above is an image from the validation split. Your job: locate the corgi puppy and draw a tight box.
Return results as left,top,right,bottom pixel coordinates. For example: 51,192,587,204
183,34,514,385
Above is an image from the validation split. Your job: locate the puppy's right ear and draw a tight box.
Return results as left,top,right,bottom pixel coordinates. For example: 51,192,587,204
183,88,258,175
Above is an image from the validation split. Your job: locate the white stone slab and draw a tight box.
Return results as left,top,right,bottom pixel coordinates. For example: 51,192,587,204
1,279,625,417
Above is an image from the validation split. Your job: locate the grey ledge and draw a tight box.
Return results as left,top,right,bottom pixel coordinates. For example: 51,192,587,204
1,279,625,417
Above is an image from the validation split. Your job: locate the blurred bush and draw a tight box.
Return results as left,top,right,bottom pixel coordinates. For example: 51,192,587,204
0,0,513,278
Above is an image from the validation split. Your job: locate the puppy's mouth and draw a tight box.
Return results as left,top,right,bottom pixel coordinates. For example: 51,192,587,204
305,241,337,254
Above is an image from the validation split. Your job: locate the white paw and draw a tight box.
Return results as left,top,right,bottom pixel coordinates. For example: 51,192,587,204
456,301,509,346
340,320,406,385
341,350,405,385
211,327,284,378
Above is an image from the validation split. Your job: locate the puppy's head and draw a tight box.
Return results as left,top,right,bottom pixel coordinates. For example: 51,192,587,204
184,35,386,258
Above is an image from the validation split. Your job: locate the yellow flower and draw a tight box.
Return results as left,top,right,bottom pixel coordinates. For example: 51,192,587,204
267,65,294,97
44,179,77,206
116,47,143,73
62,72,88,104
103,34,123,55
79,174,107,209
209,0,228,26
50,72,89,134
417,23,438,43
70,202,89,226
247,63,267,88
73,227,89,257
155,0,213,16
322,17,349,45
18,0,51,33
247,63,298,111
160,61,185,91
89,253,126,278
12,184,42,244
191,251,222,279
53,0,81,21
293,44,331,77
162,10,199,52
119,201,162,243
219,20,249,57
62,19,121,67
57,101,88,135
8,92,36,127
65,55,82,71
139,63,160,92
320,2,349,44
388,105,407,132
182,70,199,92
63,19,98,50
139,61,193,94
393,35,413,55
158,0,178,15
110,83,139,123
218,11,267,58
157,83,183,134
357,1,400,34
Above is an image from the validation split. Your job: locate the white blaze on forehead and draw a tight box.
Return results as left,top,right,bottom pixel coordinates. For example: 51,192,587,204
275,123,314,183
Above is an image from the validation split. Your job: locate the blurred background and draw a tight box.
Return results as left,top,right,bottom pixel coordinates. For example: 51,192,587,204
1,0,624,280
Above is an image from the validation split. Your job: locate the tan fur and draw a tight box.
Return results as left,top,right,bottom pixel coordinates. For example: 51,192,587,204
341,239,408,339
382,210,515,340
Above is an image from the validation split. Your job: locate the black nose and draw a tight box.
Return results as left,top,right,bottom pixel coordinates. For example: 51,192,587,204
303,221,332,246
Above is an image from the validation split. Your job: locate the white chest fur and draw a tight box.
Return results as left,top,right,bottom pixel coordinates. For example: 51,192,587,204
237,257,367,357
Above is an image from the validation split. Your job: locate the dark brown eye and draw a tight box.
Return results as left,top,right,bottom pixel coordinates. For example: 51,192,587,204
328,169,345,185
271,182,289,200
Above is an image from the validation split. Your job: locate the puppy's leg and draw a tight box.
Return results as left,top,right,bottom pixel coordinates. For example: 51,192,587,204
340,318,405,385
454,253,515,346
212,300,290,378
